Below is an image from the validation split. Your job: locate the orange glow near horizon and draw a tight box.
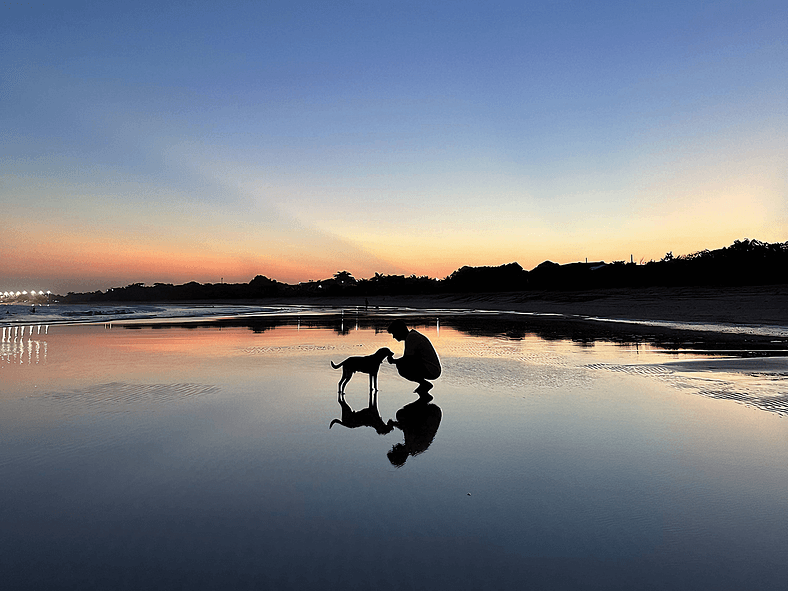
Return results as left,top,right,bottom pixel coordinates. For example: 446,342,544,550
6,228,786,295
3,162,785,294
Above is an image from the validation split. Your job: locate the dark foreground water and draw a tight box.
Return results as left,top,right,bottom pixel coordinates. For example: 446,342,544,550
2,310,787,590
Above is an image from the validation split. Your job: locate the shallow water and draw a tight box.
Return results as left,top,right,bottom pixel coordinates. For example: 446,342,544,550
5,301,788,338
2,313,788,590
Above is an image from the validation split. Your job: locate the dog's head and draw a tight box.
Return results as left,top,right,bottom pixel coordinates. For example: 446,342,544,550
375,347,394,360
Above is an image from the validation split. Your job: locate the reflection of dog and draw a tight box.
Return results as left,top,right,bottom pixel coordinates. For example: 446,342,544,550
330,347,394,392
329,390,394,435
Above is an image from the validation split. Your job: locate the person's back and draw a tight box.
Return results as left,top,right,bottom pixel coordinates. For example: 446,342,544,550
403,329,441,379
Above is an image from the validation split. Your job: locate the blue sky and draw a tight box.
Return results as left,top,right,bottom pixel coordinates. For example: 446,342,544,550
2,0,786,293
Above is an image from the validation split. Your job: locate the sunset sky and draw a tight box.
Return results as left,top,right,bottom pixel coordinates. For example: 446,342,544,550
3,0,786,294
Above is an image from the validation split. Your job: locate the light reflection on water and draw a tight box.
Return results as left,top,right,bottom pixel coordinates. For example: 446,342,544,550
1,325,49,365
1,316,787,589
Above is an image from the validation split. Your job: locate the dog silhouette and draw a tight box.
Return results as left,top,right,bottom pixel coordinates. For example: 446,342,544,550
330,347,394,392
329,390,394,435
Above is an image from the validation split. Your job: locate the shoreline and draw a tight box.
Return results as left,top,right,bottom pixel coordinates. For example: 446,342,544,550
287,285,788,326
5,285,788,348
256,285,788,349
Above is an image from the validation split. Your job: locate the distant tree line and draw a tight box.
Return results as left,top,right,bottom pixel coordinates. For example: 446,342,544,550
62,239,788,302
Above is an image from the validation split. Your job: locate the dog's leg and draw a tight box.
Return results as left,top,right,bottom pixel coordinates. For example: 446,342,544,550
339,369,352,393
375,365,381,391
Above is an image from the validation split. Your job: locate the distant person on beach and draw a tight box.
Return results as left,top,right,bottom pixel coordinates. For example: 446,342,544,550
387,319,441,395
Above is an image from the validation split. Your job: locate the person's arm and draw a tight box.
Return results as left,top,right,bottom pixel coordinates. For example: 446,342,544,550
389,331,414,364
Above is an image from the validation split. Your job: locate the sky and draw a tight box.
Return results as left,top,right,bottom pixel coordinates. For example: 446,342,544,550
2,0,786,294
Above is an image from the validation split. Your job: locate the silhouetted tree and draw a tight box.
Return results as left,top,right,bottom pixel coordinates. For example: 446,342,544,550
58,239,788,302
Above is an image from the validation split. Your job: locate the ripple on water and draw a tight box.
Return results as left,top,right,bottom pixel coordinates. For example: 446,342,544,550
441,357,589,392
583,363,675,376
42,382,219,413
441,341,570,367
242,343,340,355
425,339,584,392
586,363,788,417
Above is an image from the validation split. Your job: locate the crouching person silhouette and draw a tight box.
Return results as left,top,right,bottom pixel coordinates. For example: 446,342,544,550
386,397,442,467
386,320,441,397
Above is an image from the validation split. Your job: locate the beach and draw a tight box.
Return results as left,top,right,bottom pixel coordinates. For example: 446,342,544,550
2,297,788,589
246,284,788,351
274,284,788,326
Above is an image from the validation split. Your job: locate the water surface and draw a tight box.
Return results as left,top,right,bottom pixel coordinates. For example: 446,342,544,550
2,312,787,589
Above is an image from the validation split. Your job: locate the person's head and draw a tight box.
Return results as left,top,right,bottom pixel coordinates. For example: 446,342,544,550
387,319,409,341
387,443,409,467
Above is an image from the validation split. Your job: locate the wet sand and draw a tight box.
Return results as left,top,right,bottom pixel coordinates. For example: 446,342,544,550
273,285,788,326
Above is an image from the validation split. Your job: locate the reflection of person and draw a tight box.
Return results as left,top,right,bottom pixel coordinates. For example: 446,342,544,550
387,398,442,467
387,320,441,396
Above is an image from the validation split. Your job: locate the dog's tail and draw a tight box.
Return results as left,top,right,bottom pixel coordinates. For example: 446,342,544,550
330,360,342,369
329,419,344,429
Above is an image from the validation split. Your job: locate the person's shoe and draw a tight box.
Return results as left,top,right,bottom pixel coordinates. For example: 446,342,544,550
415,381,433,395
